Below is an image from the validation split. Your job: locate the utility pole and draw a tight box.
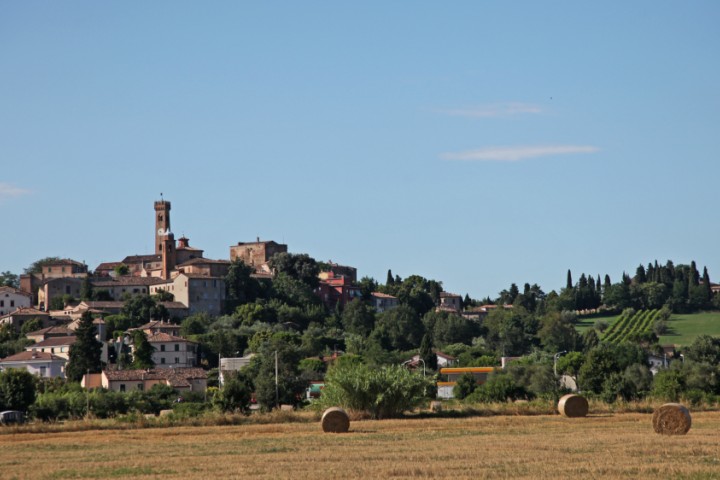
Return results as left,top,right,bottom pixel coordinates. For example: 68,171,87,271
274,350,279,409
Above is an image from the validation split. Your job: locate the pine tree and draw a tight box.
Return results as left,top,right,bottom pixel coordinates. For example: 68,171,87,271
131,331,155,369
66,312,102,382
419,333,437,371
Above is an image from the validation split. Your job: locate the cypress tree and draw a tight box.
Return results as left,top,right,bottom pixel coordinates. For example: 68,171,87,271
131,331,155,369
419,333,437,371
386,269,394,286
66,312,102,382
702,267,712,304
604,274,612,290
635,265,647,284
566,270,573,290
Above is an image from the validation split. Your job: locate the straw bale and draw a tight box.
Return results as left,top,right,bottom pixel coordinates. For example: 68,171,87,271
652,403,691,435
558,394,588,418
321,407,350,433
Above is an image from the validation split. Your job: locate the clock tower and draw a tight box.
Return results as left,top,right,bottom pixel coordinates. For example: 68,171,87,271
154,199,171,255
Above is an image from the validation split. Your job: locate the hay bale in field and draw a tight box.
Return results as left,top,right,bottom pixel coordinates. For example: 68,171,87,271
652,403,691,435
321,407,350,433
558,394,589,418
430,401,442,413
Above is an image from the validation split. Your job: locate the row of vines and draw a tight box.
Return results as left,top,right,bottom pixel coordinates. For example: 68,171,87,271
602,309,660,343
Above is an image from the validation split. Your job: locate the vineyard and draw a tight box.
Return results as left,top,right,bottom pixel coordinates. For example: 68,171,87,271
601,309,659,343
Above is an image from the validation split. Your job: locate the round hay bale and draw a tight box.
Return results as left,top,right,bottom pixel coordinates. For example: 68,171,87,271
321,407,350,433
652,403,691,435
558,394,589,418
430,401,442,413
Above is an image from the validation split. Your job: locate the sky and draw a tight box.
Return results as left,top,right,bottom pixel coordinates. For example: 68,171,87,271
1,2,719,299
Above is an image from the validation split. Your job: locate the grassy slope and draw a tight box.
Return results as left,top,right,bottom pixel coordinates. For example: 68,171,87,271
659,311,720,347
574,311,720,348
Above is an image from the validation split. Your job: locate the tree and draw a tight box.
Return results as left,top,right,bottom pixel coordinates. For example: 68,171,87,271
0,368,37,411
386,269,394,286
224,259,264,311
80,276,94,301
566,270,573,290
131,331,155,369
419,333,437,371
66,312,102,382
151,289,174,302
372,305,425,351
453,372,478,400
684,335,720,365
214,372,252,413
538,313,582,353
24,257,62,275
0,271,19,288
357,276,378,301
341,298,375,336
268,252,320,288
113,264,130,276
20,318,44,336
122,295,169,326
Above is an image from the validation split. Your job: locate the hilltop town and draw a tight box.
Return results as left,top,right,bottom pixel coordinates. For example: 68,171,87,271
1,198,720,419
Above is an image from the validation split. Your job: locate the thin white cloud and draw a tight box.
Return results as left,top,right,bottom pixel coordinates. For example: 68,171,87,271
441,145,600,162
0,183,31,199
436,102,543,118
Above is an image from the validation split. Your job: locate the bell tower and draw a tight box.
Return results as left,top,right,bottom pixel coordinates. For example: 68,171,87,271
154,199,171,255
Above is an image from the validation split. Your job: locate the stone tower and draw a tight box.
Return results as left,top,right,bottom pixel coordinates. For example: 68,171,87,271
154,200,171,255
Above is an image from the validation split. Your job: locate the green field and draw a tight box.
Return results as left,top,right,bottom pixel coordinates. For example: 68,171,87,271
575,311,720,348
659,311,720,347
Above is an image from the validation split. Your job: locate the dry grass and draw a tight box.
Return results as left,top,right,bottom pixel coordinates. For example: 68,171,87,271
2,411,720,479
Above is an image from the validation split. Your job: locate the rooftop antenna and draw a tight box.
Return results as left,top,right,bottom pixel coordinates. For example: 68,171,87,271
160,192,163,200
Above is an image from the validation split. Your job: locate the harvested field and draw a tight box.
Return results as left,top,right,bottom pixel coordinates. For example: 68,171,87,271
2,412,720,479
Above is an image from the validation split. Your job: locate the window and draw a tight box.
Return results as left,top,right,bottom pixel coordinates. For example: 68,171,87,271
175,357,179,364
66,286,71,294
10,300,14,307
120,384,126,392
39,366,47,377
174,344,179,351
0,301,3,307
161,358,166,364
160,345,165,352
137,383,144,391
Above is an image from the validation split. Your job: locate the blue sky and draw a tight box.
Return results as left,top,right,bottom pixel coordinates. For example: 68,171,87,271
1,2,718,299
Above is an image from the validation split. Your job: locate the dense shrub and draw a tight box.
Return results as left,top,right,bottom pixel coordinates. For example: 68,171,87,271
318,363,433,419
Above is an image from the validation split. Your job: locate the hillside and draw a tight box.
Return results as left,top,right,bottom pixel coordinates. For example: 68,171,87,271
575,311,720,348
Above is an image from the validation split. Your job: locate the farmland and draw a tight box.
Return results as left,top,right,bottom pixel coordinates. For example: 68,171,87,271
2,412,720,479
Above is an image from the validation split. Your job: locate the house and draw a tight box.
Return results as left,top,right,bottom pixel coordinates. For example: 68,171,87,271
229,239,288,273
370,292,399,313
315,272,362,309
0,286,32,316
319,262,357,283
404,351,457,371
0,307,52,331
462,304,513,321
219,354,255,385
90,368,207,393
0,351,67,378
89,277,167,301
37,277,83,311
136,332,198,368
174,236,205,265
437,292,462,313
25,325,74,343
19,258,88,307
128,319,182,337
149,272,225,316
176,258,231,278
26,336,76,360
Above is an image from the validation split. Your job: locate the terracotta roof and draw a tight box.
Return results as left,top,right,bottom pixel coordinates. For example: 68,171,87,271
1,307,49,317
91,277,166,287
0,286,31,297
103,367,207,385
121,254,161,264
81,301,125,309
44,259,85,267
26,326,74,337
0,351,66,362
176,258,230,267
160,301,189,310
29,336,77,348
145,332,195,343
440,292,462,298
371,292,397,299
129,320,181,332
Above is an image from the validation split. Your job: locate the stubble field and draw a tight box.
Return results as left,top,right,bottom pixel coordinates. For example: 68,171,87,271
2,411,720,479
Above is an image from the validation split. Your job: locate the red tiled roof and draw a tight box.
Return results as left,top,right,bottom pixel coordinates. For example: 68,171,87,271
103,367,207,384
371,292,397,299
26,326,74,337
1,307,49,318
29,336,77,348
177,258,230,267
440,292,462,298
0,286,31,297
145,332,195,343
0,351,66,362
